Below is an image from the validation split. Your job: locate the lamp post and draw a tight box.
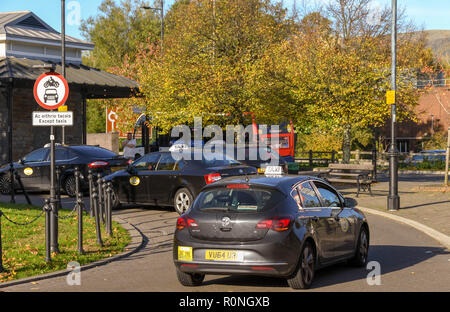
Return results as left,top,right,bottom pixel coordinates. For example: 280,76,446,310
142,0,164,62
61,0,66,144
387,0,400,211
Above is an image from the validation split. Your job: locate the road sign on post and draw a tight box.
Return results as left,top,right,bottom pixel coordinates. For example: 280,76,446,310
33,72,69,110
33,71,70,257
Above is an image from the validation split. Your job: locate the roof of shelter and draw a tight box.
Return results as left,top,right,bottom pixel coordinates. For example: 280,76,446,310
0,56,140,99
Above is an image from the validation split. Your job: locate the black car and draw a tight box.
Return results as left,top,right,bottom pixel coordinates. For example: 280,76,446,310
173,175,369,289
225,146,288,174
0,145,127,196
103,151,258,214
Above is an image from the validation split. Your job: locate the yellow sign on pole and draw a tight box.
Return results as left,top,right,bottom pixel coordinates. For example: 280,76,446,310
58,105,68,112
386,90,396,105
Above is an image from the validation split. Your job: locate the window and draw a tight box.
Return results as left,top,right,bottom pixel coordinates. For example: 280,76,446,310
133,153,161,171
296,182,321,208
71,146,117,158
54,148,68,161
193,188,284,213
313,182,342,208
174,160,186,171
22,148,49,163
156,153,176,171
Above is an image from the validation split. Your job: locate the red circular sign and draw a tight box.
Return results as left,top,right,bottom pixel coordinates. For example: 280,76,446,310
33,72,69,110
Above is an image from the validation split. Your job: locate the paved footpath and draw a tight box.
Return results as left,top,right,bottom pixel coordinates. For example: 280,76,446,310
1,206,449,292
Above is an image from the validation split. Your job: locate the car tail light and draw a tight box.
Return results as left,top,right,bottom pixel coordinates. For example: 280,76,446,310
256,217,293,232
88,161,109,168
176,216,198,230
204,173,221,185
126,159,133,165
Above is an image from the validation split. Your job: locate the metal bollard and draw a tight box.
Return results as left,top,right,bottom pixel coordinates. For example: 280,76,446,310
74,167,84,255
105,183,112,237
88,169,94,218
97,174,105,224
9,163,15,204
91,187,103,248
102,179,108,225
44,198,51,262
0,210,4,272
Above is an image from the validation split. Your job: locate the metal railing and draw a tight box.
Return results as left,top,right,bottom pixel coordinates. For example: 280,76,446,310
1,167,114,272
416,79,450,89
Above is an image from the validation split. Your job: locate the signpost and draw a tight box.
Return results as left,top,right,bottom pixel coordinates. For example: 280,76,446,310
33,71,70,260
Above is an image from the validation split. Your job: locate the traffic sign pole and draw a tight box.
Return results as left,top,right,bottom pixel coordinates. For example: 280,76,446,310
50,126,60,254
61,0,66,145
34,72,69,256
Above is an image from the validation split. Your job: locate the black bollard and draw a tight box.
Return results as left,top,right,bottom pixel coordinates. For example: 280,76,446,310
44,199,51,263
9,163,15,204
88,169,94,218
97,174,105,224
105,182,112,237
74,167,84,255
92,187,103,248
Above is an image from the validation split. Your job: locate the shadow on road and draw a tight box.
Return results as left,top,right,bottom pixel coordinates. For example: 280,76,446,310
200,245,448,289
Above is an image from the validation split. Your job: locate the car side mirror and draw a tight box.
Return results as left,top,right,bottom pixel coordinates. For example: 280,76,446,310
344,197,358,208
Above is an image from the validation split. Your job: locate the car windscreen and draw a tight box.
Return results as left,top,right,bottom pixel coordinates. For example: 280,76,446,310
71,146,118,159
192,187,285,213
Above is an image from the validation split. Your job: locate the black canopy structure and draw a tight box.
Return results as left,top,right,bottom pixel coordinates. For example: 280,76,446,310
0,56,140,164
0,57,139,98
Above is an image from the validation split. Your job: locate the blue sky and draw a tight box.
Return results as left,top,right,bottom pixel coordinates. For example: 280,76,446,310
1,0,449,40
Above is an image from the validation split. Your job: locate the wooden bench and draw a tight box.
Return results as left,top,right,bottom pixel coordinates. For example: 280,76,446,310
318,163,375,197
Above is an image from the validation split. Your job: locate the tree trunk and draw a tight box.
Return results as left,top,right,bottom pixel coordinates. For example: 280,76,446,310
342,125,352,164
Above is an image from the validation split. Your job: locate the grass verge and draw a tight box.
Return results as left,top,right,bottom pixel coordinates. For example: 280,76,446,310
0,202,131,283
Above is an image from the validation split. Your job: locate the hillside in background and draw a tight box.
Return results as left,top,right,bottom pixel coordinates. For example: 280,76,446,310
424,30,450,67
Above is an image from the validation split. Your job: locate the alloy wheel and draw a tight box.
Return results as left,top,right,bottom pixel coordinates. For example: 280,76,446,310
175,191,191,214
301,245,314,285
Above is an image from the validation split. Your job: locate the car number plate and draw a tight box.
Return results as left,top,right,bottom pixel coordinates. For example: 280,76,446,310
205,250,243,262
264,165,283,175
178,246,193,261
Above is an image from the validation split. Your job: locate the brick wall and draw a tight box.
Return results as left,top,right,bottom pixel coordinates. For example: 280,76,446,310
0,90,8,163
9,87,84,160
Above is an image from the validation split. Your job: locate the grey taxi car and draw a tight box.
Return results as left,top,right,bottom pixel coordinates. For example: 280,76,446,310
173,175,369,289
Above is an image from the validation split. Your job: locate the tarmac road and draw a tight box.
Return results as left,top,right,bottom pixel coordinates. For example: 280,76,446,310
1,205,449,292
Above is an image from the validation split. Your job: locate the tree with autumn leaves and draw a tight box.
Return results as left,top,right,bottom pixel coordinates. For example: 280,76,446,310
82,0,439,161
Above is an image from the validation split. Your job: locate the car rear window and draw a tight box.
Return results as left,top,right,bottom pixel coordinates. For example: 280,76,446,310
192,187,285,213
71,146,117,158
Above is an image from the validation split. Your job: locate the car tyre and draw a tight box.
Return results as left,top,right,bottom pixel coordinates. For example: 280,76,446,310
287,241,315,289
176,268,205,287
63,174,77,197
349,226,369,267
0,174,11,195
174,188,194,215
111,187,121,210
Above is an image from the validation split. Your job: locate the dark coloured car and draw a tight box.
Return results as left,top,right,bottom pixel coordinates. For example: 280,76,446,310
103,151,258,214
0,145,127,196
173,175,369,289
222,146,288,174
